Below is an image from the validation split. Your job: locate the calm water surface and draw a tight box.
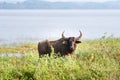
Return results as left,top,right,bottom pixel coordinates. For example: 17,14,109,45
0,9,120,44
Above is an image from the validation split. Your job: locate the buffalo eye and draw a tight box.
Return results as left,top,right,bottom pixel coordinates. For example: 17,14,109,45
75,41,81,44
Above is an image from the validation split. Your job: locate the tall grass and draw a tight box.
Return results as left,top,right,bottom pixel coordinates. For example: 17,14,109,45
0,37,120,80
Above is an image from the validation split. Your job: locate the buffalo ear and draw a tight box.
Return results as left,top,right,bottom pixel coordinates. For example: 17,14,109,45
75,41,81,44
62,41,67,44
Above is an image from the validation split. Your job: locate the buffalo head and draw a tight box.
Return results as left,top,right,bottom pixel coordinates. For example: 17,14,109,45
61,31,82,51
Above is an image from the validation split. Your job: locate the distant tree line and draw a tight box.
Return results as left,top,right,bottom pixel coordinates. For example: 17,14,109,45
0,0,120,9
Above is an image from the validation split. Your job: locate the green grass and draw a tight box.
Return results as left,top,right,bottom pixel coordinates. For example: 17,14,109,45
0,37,120,80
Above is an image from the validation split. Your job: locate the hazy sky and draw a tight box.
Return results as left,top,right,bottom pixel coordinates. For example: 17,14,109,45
0,0,117,3
0,0,25,3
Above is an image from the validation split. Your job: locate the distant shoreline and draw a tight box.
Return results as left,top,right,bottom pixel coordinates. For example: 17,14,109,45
0,1,120,9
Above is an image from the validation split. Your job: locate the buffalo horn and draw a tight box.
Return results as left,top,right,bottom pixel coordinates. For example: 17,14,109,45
76,31,82,40
62,31,65,39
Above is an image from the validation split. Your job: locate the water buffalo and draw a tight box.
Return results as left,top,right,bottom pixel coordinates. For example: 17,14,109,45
38,31,82,57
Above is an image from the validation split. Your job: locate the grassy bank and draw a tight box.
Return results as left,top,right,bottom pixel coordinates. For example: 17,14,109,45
0,43,37,53
0,37,120,80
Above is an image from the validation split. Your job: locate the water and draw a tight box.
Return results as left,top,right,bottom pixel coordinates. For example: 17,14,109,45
0,53,23,57
0,9,120,44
